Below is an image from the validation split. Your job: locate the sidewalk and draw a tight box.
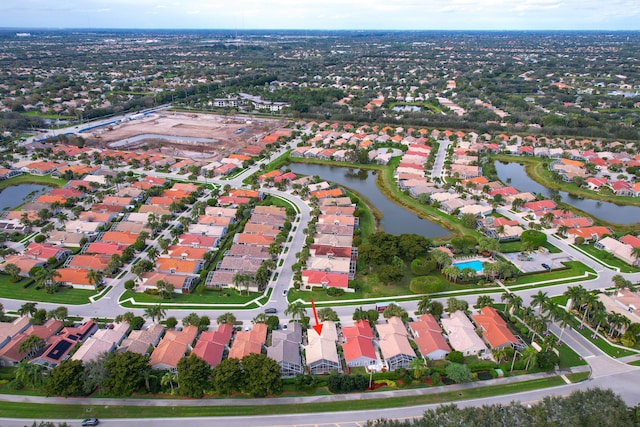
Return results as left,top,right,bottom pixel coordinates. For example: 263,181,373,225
0,367,588,408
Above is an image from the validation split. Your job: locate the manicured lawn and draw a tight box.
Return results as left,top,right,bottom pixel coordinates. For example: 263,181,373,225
572,244,640,273
0,275,95,305
0,376,567,419
565,372,590,383
119,289,259,306
557,342,588,368
562,310,638,358
500,240,560,254
0,174,67,190
508,261,595,286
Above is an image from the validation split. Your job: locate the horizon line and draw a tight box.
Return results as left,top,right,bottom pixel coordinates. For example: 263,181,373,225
1,27,640,33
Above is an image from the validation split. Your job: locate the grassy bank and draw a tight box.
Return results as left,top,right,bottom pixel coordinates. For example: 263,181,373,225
0,174,67,190
0,275,95,305
0,376,567,419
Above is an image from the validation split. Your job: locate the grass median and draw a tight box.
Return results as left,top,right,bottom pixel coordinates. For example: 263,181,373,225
0,376,567,419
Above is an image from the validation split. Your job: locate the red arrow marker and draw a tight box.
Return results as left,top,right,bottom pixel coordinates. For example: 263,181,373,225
311,299,323,336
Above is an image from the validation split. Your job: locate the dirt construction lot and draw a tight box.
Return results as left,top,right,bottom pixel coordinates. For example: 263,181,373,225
93,111,284,160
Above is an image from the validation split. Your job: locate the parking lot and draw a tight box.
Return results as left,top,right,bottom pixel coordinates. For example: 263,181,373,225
501,249,573,273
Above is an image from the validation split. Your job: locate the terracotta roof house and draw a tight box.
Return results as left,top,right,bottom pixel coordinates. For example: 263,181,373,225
228,323,267,360
567,226,613,243
341,320,376,368
620,235,640,248
595,237,639,266
155,258,203,275
408,314,451,360
84,241,126,256
32,321,98,367
149,325,198,371
1,255,46,277
100,231,140,245
613,289,640,313
204,206,238,218
301,270,349,289
140,271,198,295
441,311,488,357
267,322,304,377
55,267,100,289
166,245,209,261
472,307,519,350
0,317,31,351
71,322,130,364
24,243,71,262
0,319,64,366
178,234,219,249
375,316,416,370
192,323,234,367
227,243,270,260
306,321,341,374
118,323,165,355
522,200,557,212
46,231,85,248
67,254,111,271
235,233,274,247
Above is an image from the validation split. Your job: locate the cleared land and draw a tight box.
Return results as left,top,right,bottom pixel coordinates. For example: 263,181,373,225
90,111,285,160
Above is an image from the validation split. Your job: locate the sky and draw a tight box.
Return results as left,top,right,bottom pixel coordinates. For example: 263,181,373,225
1,0,639,31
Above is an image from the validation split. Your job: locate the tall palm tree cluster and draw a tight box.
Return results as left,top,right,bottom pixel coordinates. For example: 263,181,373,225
563,283,635,345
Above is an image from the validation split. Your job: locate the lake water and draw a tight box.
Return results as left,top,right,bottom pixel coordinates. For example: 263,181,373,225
288,163,449,238
494,161,640,225
0,184,50,211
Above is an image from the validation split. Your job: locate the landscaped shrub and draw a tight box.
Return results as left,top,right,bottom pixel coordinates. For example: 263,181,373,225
409,276,442,294
410,258,437,276
326,287,344,297
468,361,497,372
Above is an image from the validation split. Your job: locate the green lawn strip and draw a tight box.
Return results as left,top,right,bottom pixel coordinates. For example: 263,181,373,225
507,262,595,286
565,372,590,383
0,275,95,305
0,377,567,419
628,360,640,367
118,290,259,306
90,286,112,302
0,174,67,190
342,189,377,239
557,342,588,368
571,244,639,273
563,313,637,358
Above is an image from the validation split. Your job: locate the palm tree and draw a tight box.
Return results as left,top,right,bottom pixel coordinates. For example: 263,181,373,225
531,291,549,315
521,347,538,371
15,360,46,388
557,225,569,237
564,285,586,311
143,304,166,323
476,295,494,308
285,301,307,321
18,302,37,317
501,292,515,313
35,268,61,292
147,246,159,261
417,296,432,315
591,309,608,337
18,334,42,357
86,269,103,289
632,246,640,267
554,308,572,342
579,293,598,328
216,312,237,325
352,307,368,322
161,371,177,394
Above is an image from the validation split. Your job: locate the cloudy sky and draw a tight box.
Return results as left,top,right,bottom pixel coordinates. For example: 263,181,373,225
1,0,639,30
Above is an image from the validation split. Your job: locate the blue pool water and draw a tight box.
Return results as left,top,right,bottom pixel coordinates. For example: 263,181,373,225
452,260,484,272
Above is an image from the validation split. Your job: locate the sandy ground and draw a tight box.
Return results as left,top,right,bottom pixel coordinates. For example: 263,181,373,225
90,111,284,160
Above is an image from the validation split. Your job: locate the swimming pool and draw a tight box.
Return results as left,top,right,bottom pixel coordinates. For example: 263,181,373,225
452,259,484,273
